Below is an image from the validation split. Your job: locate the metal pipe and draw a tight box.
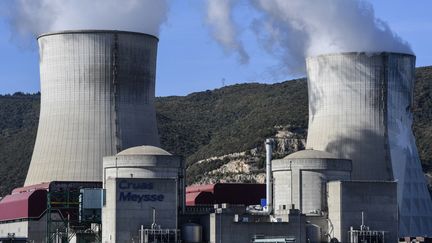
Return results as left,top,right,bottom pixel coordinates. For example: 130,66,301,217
151,208,156,229
265,139,273,213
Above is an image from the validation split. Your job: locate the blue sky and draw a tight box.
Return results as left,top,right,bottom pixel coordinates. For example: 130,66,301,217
0,0,431,96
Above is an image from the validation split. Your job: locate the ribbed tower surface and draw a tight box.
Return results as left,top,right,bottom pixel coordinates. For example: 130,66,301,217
306,52,432,236
25,30,160,186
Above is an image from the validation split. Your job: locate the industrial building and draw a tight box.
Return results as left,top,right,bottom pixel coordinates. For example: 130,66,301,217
25,30,160,186
185,183,266,206
306,52,432,236
0,30,431,242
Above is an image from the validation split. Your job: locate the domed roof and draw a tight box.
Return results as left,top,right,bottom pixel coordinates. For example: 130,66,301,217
117,146,172,156
284,149,340,159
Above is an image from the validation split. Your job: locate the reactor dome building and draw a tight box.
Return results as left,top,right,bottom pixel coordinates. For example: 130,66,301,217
305,52,432,236
25,30,160,186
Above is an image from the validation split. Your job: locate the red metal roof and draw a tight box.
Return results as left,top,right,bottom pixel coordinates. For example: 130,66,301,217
11,182,50,194
0,189,47,221
186,191,214,206
185,183,265,206
0,181,101,222
186,184,216,193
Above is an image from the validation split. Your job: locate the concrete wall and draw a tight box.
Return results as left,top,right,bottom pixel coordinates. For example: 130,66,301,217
386,56,432,236
102,179,117,243
102,178,178,243
208,212,307,243
0,221,28,239
103,151,185,212
306,52,432,236
272,157,351,215
328,181,398,243
102,148,183,243
0,215,47,242
103,154,182,181
26,30,160,185
28,217,47,243
306,52,394,181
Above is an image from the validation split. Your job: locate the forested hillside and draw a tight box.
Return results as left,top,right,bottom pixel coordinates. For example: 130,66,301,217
0,93,39,195
0,67,431,196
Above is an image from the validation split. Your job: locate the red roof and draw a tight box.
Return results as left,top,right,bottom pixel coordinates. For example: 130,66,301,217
186,184,216,193
0,181,102,222
0,189,47,221
11,182,50,194
185,183,265,206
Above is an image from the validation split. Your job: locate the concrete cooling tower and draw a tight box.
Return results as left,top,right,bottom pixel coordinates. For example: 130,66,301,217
25,30,160,186
306,52,432,236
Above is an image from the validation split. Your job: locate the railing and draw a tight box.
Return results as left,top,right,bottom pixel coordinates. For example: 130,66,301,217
138,227,180,243
348,229,385,243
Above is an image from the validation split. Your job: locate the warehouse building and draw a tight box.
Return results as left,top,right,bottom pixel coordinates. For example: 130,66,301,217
185,183,265,206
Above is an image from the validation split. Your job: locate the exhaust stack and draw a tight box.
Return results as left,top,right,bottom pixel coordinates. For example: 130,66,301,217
265,138,273,213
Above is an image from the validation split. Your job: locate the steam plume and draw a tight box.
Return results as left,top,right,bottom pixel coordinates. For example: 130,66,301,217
206,0,249,64
4,0,168,38
206,0,412,74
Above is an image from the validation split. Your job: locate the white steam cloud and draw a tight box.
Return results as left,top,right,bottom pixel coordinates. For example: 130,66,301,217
206,0,412,75
5,0,168,38
2,0,413,76
206,0,249,64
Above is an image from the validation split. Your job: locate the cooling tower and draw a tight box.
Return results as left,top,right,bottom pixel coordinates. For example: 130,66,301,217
25,30,160,186
306,52,432,236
